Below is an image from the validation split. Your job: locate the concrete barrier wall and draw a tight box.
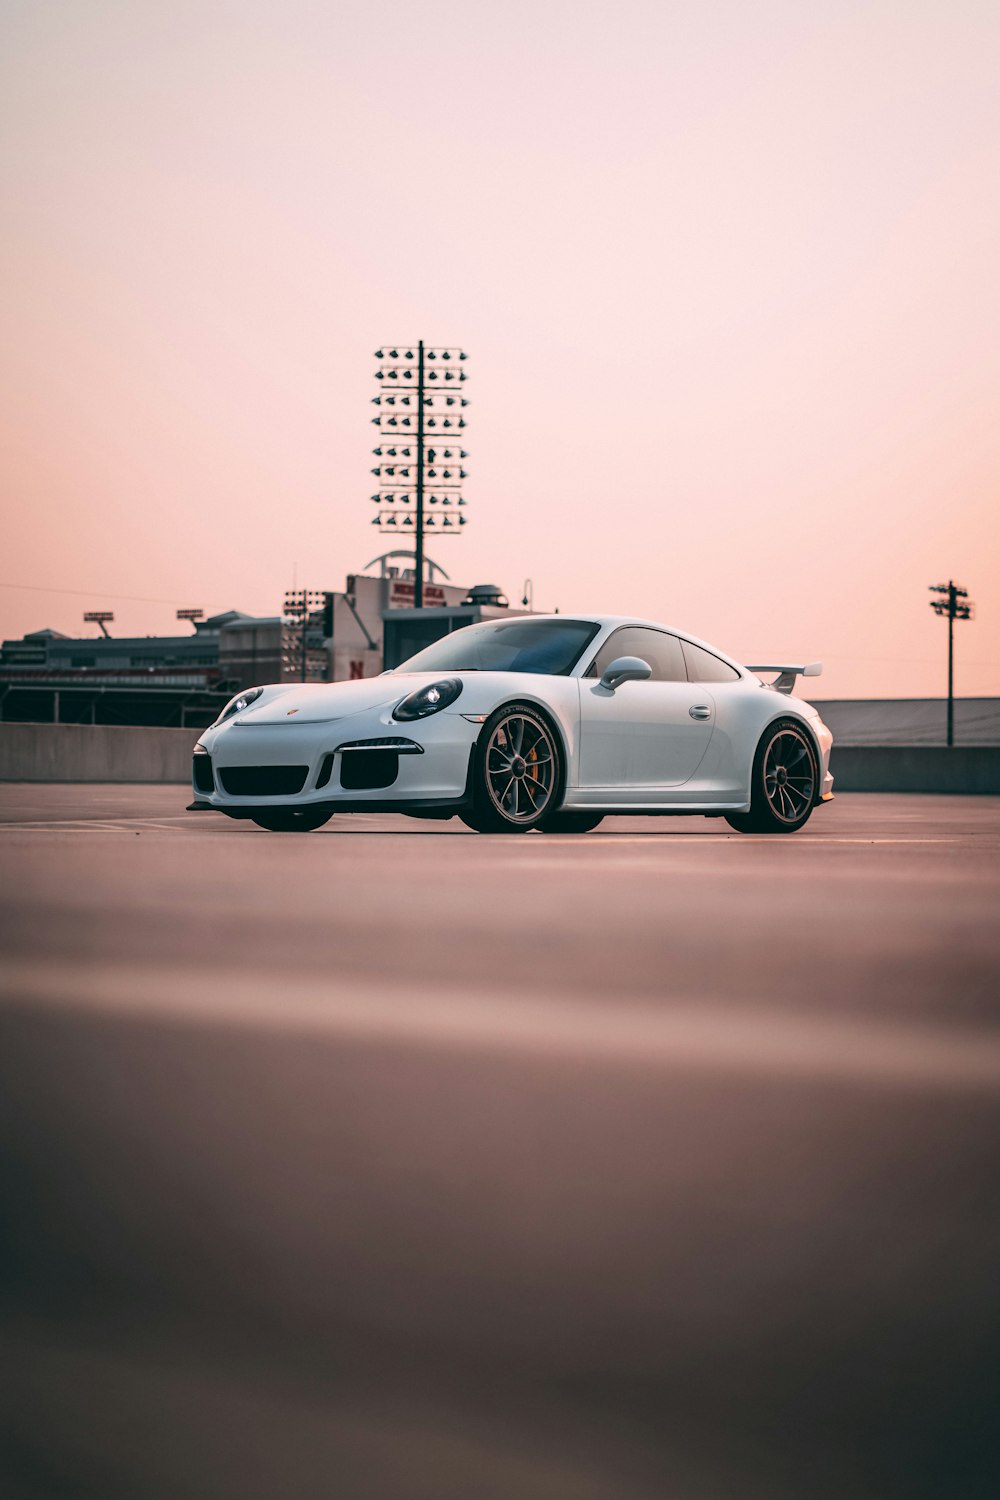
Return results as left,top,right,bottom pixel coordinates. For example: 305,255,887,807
830,746,1000,794
0,723,196,783
1,723,998,791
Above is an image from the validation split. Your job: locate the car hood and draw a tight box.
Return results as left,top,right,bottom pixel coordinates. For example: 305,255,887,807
235,677,403,725
231,670,573,727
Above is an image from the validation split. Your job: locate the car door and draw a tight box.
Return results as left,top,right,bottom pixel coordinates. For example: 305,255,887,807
576,627,716,796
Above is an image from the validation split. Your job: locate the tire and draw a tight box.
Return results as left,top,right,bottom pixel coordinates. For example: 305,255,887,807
250,807,333,832
466,703,562,832
537,811,604,834
725,719,818,834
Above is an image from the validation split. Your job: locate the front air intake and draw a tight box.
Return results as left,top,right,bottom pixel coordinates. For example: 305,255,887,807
340,752,399,790
218,766,309,796
192,753,214,794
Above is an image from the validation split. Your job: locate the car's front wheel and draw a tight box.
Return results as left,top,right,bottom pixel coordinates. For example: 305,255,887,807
463,704,561,833
250,807,333,832
725,719,818,834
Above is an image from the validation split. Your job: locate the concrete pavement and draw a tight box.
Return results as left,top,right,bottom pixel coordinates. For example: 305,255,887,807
1,789,999,1498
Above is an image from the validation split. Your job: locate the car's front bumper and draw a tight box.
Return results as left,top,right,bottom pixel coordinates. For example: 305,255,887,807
192,707,479,815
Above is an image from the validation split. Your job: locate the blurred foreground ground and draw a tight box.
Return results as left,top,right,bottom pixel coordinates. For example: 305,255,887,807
1,788,999,1499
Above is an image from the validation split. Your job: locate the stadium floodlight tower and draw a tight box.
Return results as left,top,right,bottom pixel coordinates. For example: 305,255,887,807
283,589,326,683
370,341,469,607
928,580,975,747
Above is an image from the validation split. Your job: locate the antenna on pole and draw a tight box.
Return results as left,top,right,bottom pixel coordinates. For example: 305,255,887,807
928,580,975,746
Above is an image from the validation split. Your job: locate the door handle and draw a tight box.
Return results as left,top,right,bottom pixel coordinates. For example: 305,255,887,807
689,705,712,720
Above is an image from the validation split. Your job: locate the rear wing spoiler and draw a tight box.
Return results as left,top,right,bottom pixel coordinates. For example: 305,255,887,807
745,662,823,696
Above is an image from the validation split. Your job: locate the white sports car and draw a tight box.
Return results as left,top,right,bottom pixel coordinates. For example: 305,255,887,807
189,615,834,834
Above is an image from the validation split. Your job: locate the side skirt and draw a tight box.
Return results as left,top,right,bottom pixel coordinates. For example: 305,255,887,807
560,801,752,816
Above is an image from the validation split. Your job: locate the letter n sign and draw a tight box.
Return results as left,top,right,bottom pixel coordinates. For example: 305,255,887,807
349,660,364,679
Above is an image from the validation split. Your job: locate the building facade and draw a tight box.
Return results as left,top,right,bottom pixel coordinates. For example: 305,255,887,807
0,568,514,728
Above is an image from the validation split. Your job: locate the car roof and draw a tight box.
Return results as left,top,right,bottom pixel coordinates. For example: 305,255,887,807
472,614,748,674
479,613,688,632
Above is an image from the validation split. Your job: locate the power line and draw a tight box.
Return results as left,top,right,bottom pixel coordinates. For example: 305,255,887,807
0,582,196,606
822,653,997,667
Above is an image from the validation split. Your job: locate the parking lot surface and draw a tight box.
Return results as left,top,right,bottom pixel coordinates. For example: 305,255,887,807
2,787,999,1499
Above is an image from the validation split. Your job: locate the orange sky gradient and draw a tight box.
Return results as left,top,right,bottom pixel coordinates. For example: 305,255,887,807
2,0,998,698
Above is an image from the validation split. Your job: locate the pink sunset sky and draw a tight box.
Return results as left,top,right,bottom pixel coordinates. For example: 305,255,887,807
2,0,998,698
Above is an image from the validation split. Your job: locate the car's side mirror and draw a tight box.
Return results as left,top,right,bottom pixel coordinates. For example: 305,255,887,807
599,656,652,691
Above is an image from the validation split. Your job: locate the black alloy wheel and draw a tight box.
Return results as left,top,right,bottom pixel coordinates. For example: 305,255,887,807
462,704,561,833
250,807,334,832
725,719,818,834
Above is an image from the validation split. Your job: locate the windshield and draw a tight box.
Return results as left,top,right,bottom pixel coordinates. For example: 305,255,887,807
395,618,600,676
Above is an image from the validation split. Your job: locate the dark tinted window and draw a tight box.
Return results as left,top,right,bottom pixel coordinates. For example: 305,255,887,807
681,639,740,682
396,618,600,676
588,627,687,683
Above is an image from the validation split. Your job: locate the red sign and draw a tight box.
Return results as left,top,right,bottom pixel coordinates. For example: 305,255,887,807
389,581,446,608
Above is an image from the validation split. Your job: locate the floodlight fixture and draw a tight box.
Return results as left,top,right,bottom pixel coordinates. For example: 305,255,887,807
83,610,115,637
370,340,469,603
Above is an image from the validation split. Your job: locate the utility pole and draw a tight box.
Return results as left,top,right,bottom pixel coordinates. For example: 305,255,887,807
928,580,975,746
370,344,469,605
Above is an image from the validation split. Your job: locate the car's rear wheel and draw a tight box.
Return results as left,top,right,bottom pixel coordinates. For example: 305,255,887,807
464,704,561,833
537,810,604,833
725,720,817,834
250,807,333,832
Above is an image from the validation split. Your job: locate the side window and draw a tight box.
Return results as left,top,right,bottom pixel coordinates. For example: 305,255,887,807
589,628,686,683
681,639,740,682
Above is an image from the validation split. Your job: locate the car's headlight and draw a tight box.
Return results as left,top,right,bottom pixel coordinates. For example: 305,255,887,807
213,686,264,725
392,678,463,722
